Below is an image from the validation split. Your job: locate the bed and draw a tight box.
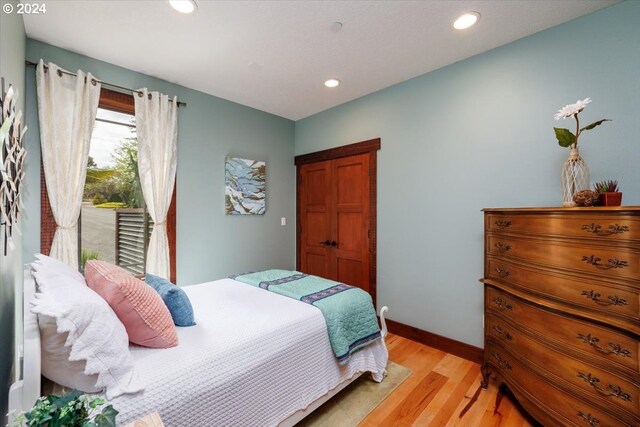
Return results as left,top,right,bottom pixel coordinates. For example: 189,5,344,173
9,269,389,426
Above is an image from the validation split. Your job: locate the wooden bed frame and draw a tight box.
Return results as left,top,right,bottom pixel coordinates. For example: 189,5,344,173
9,268,389,425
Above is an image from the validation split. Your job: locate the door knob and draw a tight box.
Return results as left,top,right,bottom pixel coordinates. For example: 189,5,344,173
319,240,331,246
330,241,337,246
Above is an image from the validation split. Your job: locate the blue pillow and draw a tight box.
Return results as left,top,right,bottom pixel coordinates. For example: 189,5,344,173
145,274,195,327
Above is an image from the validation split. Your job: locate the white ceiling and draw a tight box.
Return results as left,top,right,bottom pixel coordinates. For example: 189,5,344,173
23,0,618,120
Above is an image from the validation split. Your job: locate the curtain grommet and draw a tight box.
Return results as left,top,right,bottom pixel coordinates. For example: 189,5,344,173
56,69,63,77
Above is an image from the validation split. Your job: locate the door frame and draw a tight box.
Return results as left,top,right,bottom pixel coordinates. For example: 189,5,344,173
295,138,381,307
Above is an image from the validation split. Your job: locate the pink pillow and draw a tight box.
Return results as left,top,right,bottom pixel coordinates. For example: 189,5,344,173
84,260,178,348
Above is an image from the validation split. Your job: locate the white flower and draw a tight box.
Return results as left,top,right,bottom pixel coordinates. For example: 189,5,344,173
554,97,591,120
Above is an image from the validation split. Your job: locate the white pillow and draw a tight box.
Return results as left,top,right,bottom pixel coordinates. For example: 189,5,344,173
30,257,144,399
31,254,86,295
33,253,85,282
39,315,101,393
32,253,91,392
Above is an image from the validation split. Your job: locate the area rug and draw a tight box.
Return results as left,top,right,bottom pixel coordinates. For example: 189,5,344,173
298,361,412,427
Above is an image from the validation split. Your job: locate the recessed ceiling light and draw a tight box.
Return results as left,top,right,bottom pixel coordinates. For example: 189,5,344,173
324,78,341,88
169,0,197,14
453,12,480,30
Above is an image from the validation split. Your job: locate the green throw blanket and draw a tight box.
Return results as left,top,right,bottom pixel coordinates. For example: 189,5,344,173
230,269,381,365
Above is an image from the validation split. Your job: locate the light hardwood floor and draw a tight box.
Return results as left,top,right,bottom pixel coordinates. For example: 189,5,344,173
359,334,538,426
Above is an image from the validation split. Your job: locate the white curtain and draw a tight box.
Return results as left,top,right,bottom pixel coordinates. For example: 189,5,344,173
36,60,101,268
134,89,177,279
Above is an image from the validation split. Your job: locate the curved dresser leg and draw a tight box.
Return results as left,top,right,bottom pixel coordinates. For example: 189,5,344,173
480,362,491,390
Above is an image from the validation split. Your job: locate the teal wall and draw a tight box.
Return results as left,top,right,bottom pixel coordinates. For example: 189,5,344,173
23,40,296,286
295,2,640,347
0,1,26,421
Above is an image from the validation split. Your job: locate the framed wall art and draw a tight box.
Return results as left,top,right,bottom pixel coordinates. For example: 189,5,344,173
225,157,265,215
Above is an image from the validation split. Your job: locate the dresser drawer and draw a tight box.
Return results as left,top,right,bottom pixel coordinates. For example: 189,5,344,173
487,257,640,330
487,287,640,375
487,235,640,282
486,212,640,242
486,341,634,427
487,314,639,415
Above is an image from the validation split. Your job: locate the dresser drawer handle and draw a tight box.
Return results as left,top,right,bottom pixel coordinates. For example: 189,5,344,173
578,372,632,401
577,333,632,358
577,411,600,427
492,325,513,341
494,242,511,253
581,255,629,270
581,290,628,307
581,223,630,236
494,219,512,229
492,352,512,370
495,268,511,278
492,297,513,311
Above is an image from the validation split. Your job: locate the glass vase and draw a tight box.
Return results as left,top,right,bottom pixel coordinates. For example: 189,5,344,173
561,147,590,207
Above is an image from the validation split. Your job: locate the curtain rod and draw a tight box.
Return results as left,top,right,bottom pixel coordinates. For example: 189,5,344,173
25,60,186,107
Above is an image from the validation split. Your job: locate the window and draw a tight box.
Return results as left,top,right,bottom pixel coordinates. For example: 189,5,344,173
41,88,177,281
82,108,142,272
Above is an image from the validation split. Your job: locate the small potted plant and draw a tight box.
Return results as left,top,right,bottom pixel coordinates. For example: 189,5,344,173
594,180,622,206
8,389,118,427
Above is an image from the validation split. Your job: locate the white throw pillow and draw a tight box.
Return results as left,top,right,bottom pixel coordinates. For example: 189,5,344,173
33,253,85,283
30,256,144,398
39,315,101,393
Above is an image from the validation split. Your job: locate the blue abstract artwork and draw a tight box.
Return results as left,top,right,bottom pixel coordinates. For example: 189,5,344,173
225,157,266,215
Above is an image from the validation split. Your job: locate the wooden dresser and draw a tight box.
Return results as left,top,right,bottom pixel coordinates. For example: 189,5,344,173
481,207,640,427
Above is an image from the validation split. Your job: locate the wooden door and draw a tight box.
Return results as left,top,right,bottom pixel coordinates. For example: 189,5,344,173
334,154,370,290
298,160,333,279
298,153,370,292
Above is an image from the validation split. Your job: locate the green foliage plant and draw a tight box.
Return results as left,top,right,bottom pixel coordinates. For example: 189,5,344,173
82,136,142,209
81,249,100,269
594,180,619,193
7,390,118,427
91,194,107,206
93,202,126,209
111,137,143,208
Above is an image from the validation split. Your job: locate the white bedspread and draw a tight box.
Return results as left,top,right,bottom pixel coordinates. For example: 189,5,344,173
108,278,388,426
